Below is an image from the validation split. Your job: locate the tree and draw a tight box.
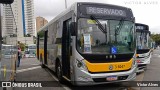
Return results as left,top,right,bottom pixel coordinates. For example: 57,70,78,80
19,43,25,51
24,34,31,37
17,41,25,51
151,34,160,45
17,41,20,44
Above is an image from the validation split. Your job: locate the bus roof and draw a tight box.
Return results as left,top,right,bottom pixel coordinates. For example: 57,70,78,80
38,2,133,33
135,23,149,32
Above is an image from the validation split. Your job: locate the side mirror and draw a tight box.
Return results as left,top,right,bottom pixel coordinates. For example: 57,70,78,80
0,0,14,4
71,22,76,36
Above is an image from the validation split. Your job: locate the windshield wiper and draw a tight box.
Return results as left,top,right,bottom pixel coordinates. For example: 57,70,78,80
115,18,124,35
90,15,107,34
90,15,108,45
115,18,125,43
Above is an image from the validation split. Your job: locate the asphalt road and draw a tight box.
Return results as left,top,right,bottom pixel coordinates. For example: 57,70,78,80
13,58,65,90
13,48,160,90
140,49,160,90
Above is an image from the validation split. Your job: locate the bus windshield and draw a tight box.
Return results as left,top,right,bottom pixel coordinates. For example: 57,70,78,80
136,31,149,49
77,18,135,54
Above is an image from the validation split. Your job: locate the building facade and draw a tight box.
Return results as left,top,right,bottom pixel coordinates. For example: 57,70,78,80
24,0,35,36
36,16,48,32
2,0,35,44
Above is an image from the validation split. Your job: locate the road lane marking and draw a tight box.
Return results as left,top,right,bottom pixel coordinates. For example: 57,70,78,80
46,69,71,90
31,64,40,65
19,63,40,66
17,66,41,73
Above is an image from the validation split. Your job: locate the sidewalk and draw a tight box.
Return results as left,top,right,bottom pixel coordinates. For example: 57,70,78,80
16,57,40,70
14,57,65,90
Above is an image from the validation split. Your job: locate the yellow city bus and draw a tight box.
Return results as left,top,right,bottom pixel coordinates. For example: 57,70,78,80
37,2,137,85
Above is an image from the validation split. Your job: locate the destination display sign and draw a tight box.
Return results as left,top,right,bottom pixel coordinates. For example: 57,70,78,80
135,24,149,30
136,26,145,30
78,3,134,20
86,7,126,17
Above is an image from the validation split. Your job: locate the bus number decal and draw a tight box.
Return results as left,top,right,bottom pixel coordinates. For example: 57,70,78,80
114,65,125,69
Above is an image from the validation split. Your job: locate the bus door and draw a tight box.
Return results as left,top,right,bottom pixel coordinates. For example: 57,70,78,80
37,35,39,59
44,31,48,65
62,19,72,79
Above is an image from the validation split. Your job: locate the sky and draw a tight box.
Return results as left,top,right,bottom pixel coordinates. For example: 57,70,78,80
34,0,160,34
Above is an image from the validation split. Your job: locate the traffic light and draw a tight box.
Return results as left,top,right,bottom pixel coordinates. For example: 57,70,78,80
0,0,14,4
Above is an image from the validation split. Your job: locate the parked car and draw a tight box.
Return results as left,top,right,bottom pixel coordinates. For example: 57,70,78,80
24,50,36,58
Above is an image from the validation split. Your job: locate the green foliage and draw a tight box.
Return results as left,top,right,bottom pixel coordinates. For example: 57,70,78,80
18,42,25,51
24,34,31,37
10,34,17,37
34,40,36,44
20,43,25,51
38,31,44,38
151,34,160,45
18,41,20,44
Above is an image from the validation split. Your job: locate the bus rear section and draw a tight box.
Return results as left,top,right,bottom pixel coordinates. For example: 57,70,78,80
37,2,137,86
136,23,152,72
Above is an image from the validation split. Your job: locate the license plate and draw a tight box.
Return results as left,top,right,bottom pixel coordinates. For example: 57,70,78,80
106,76,118,81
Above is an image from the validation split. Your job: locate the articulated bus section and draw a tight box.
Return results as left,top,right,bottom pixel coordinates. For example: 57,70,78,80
37,2,137,85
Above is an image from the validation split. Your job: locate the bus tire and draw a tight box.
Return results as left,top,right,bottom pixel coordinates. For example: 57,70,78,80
56,61,64,83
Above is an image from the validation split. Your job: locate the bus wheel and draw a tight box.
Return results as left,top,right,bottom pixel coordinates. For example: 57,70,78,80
56,62,64,83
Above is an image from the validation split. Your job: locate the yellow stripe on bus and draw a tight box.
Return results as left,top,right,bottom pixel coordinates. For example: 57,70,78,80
85,59,133,73
38,49,44,60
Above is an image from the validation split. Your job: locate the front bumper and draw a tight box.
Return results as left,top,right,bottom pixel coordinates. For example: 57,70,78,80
136,53,151,72
74,66,137,86
136,56,151,65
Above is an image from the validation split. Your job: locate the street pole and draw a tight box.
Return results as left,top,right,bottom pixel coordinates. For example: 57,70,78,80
65,0,67,9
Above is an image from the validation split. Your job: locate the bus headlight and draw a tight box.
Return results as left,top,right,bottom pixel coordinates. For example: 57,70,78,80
77,60,83,68
76,59,88,71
